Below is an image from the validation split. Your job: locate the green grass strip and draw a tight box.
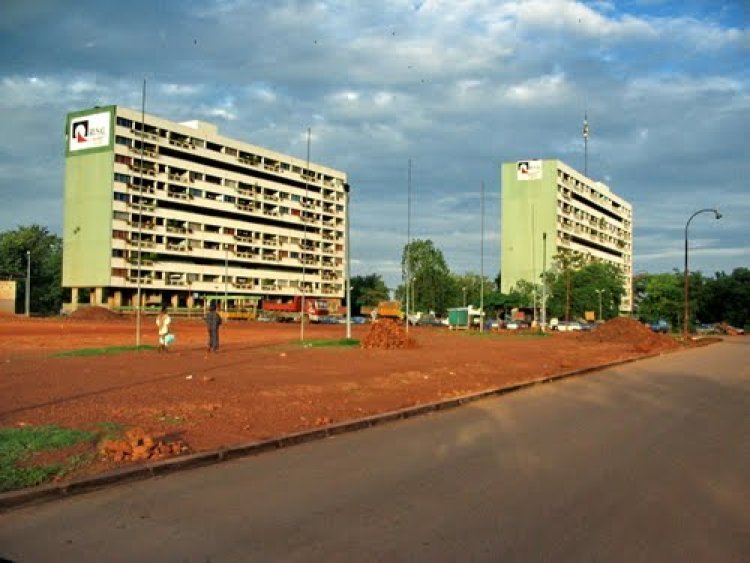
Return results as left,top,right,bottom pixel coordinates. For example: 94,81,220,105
0,425,97,492
302,338,360,348
53,344,156,357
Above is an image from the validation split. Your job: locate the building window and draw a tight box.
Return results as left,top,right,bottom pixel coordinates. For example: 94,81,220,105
114,192,129,202
115,154,131,165
115,135,130,146
116,117,132,128
114,173,130,184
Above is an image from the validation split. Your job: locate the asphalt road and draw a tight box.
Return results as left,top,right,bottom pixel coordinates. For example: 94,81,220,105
1,338,748,562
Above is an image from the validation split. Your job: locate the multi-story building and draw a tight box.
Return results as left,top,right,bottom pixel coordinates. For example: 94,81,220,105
63,105,349,311
500,159,633,313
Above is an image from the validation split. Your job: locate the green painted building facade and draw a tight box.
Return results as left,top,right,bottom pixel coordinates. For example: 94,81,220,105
500,159,633,312
63,106,117,298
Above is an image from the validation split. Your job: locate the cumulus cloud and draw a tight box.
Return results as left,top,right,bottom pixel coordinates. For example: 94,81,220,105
0,0,748,290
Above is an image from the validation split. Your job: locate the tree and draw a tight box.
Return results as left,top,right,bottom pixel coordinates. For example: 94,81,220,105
552,249,589,321
636,272,683,326
572,261,625,321
0,225,63,315
349,274,390,314
451,272,493,308
544,260,624,321
398,239,453,314
694,267,750,328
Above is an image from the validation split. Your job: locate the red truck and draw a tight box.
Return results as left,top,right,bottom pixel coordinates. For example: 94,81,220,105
261,296,329,322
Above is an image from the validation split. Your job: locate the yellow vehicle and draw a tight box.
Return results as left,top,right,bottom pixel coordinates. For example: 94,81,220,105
376,300,403,319
207,295,260,321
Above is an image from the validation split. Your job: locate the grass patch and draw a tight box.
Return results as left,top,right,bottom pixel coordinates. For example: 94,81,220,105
53,344,155,357
95,421,126,441
0,425,97,492
302,338,360,348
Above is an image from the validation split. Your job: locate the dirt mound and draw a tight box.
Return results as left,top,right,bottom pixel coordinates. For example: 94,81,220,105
580,317,679,353
361,319,415,349
68,306,122,321
100,428,189,463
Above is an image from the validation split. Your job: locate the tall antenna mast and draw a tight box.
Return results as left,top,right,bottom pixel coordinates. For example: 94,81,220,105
583,111,590,177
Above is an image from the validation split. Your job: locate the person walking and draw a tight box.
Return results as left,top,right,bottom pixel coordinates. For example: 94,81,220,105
205,301,223,353
156,305,171,352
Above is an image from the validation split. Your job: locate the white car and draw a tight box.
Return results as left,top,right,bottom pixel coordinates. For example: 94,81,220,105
556,321,583,332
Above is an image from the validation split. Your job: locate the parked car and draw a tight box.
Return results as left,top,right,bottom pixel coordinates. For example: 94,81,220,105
695,323,719,335
556,320,584,332
649,319,670,333
416,315,443,327
506,320,530,330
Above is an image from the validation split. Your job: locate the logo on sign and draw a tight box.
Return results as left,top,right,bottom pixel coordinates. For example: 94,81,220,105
72,120,89,143
69,110,111,152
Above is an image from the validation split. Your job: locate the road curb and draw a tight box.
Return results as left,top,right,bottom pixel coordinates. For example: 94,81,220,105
0,350,665,512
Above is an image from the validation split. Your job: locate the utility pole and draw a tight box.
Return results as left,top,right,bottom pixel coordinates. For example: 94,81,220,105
345,182,351,339
300,128,311,342
583,112,590,177
541,233,547,331
25,250,31,317
136,78,146,348
479,180,485,333
405,159,412,333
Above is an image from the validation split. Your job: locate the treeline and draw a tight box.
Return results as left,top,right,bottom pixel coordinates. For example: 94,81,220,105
1,226,747,329
351,239,749,329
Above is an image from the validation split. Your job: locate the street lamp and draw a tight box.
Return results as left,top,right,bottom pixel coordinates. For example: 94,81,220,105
594,288,603,321
684,208,722,338
25,250,31,317
462,286,467,307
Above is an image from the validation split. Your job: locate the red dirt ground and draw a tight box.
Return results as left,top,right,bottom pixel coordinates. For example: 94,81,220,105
0,315,689,482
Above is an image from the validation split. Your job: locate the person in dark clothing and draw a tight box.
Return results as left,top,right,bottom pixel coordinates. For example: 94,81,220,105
205,301,223,352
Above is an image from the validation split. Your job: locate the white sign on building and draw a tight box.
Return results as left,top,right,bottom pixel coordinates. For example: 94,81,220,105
516,160,543,181
69,110,112,152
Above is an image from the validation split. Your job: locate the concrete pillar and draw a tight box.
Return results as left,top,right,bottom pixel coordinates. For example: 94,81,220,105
113,291,122,308
71,287,79,307
171,294,179,308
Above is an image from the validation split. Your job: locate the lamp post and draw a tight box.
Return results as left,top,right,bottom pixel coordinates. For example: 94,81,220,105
462,286,467,307
684,208,722,338
594,288,603,321
25,250,31,317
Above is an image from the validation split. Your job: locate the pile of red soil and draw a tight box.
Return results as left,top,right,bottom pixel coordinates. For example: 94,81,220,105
361,319,415,349
579,317,679,353
68,306,123,321
100,428,189,462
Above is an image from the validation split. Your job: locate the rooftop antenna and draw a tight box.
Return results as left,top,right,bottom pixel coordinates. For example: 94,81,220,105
583,111,590,177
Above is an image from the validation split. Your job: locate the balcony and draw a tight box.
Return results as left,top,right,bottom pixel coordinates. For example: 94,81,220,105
126,183,155,194
129,164,156,176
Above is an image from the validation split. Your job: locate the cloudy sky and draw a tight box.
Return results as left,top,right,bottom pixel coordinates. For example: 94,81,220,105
1,0,747,290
